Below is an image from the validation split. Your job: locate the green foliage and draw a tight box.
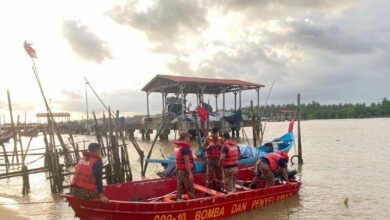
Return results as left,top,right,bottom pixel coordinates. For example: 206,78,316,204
241,98,390,119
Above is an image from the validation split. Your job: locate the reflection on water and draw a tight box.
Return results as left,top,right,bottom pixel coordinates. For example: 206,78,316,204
1,118,390,219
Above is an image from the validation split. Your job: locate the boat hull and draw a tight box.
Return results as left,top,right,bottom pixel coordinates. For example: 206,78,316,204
63,171,301,220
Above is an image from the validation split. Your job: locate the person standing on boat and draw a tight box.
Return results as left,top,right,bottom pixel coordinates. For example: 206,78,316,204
220,132,239,193
70,143,109,203
202,127,223,191
175,132,196,200
249,150,290,188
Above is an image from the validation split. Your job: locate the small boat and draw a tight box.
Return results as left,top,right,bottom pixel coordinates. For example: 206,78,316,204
150,127,295,177
62,169,301,220
19,128,39,137
0,130,13,143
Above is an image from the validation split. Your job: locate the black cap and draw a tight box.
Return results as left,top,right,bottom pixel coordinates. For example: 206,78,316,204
222,132,230,139
211,127,218,134
88,143,101,152
179,132,192,140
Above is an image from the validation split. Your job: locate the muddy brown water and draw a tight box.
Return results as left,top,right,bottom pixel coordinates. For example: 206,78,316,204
0,118,389,219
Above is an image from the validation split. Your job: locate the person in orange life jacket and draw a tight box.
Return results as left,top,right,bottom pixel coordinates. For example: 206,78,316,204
219,132,239,193
249,147,290,188
70,143,109,203
175,132,196,200
202,127,223,190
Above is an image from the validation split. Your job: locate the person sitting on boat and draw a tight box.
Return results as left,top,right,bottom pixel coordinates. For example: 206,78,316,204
202,127,223,191
249,150,290,188
175,132,196,200
70,143,108,203
220,132,239,193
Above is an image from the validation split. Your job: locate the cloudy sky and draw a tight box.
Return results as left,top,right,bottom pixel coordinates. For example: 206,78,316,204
0,0,389,121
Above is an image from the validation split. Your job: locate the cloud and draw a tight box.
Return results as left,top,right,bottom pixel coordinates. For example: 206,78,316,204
211,0,356,20
108,0,208,48
61,89,83,100
0,100,35,113
269,19,385,55
107,0,389,107
167,58,193,75
63,20,112,63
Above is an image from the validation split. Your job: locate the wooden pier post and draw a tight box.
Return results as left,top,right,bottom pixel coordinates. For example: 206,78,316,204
1,143,9,173
43,130,55,192
105,164,113,184
22,136,33,165
297,94,303,164
22,165,30,195
141,129,145,140
17,116,25,167
92,111,107,156
7,90,19,164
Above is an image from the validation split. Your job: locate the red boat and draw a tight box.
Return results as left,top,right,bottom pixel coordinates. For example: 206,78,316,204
62,169,301,220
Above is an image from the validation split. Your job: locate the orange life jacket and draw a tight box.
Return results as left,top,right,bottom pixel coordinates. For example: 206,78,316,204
205,135,222,158
174,141,194,170
265,153,284,172
222,140,239,168
71,151,101,191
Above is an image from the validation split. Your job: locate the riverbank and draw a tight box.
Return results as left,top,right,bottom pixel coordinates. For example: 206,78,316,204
0,206,29,219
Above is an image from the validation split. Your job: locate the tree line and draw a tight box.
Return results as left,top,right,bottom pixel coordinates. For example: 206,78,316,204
241,98,390,120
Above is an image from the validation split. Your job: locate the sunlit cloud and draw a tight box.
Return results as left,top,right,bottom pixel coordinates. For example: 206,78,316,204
63,20,112,63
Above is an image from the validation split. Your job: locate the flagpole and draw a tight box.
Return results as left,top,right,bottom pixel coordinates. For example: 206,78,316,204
30,58,72,164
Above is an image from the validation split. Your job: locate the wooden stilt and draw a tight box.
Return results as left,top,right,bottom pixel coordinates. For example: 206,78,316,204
7,90,19,164
1,143,9,173
22,165,30,195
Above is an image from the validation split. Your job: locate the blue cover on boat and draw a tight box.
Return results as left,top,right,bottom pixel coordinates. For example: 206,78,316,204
146,132,295,175
223,110,243,124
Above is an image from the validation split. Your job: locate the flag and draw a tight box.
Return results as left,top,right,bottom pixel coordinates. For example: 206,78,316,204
196,105,208,122
24,41,38,58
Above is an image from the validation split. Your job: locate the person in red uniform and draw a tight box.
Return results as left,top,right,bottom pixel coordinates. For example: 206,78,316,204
202,127,223,191
175,132,196,200
70,143,108,203
249,149,290,188
219,132,239,193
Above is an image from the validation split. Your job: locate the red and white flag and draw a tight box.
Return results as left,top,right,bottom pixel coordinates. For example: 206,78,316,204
196,105,208,122
23,41,38,58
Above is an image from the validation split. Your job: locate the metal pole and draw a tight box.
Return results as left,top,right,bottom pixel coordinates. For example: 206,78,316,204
85,82,89,121
215,94,218,112
143,88,183,176
297,94,303,164
161,92,165,114
181,87,185,117
146,92,150,117
234,91,237,111
239,87,242,110
256,88,260,110
256,88,261,138
222,89,226,117
251,101,257,147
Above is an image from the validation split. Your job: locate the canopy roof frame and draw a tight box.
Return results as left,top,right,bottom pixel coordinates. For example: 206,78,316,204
142,74,265,95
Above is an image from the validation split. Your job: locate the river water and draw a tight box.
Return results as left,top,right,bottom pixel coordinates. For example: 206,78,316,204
0,118,389,219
